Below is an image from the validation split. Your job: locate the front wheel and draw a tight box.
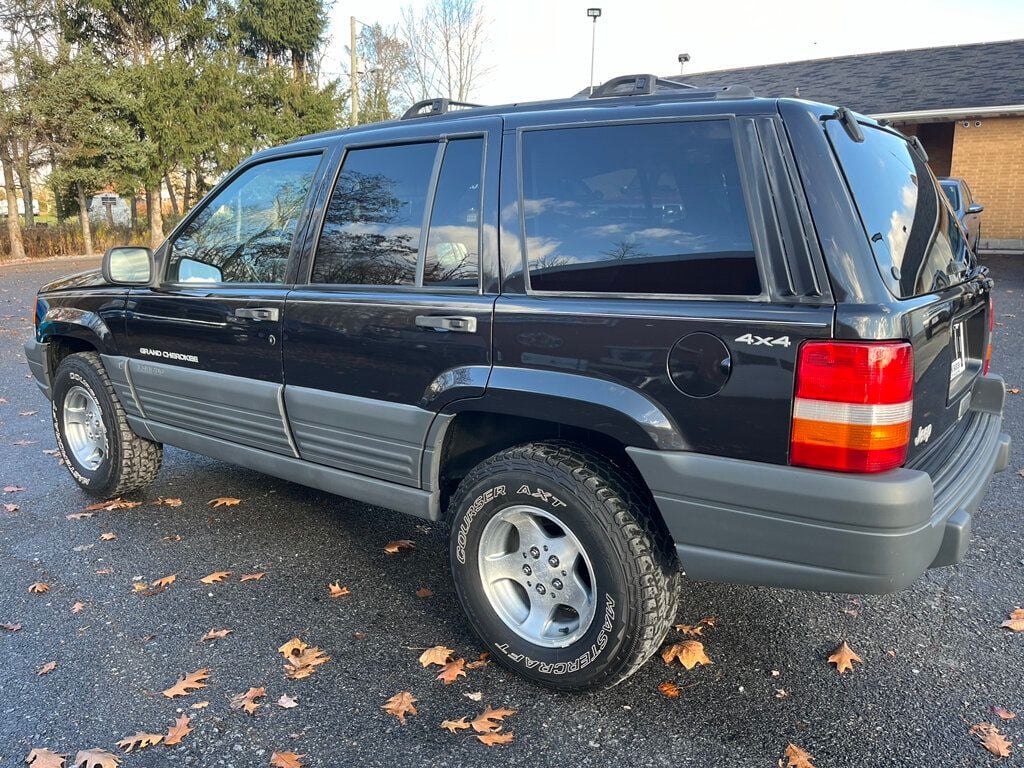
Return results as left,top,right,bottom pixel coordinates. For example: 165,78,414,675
51,351,163,498
448,441,679,690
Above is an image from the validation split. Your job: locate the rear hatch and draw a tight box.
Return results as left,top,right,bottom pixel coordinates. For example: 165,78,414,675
825,119,992,467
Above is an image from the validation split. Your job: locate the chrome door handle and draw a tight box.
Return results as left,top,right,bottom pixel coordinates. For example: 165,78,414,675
234,307,279,321
415,315,477,333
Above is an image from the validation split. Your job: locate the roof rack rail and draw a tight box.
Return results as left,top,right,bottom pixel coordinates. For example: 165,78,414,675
586,73,755,101
401,98,485,120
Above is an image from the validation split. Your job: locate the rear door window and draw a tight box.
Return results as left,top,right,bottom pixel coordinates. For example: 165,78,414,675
827,122,972,298
520,120,760,296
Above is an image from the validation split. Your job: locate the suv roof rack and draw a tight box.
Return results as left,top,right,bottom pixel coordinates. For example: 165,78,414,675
586,73,755,101
402,98,486,120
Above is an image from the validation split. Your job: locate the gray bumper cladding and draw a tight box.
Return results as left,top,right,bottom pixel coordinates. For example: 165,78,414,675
627,375,1011,595
23,340,51,399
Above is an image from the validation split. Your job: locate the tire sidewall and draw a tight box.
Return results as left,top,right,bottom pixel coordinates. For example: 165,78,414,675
450,468,634,689
52,356,119,496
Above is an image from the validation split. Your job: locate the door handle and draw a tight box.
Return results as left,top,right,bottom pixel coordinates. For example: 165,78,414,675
234,307,279,321
415,315,477,333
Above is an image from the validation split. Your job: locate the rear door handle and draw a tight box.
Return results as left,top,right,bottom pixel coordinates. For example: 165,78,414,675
415,315,477,333
234,307,279,321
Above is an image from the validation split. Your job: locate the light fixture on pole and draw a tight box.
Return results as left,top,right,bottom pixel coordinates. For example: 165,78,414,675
587,8,602,95
350,16,374,125
678,53,691,75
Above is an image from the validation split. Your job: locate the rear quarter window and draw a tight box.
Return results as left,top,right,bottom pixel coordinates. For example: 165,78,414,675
520,120,761,296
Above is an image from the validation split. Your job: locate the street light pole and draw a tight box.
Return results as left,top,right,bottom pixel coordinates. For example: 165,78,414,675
350,16,359,125
587,8,601,95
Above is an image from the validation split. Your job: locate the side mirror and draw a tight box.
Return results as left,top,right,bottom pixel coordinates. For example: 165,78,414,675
967,203,984,214
102,246,153,285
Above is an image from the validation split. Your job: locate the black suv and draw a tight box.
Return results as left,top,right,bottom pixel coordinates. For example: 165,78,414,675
24,75,1011,691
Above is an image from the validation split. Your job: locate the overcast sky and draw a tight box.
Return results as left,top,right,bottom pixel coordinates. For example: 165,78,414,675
324,0,1024,106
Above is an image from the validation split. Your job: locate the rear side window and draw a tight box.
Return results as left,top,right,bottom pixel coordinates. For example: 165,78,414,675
827,122,972,298
520,120,760,295
424,138,484,287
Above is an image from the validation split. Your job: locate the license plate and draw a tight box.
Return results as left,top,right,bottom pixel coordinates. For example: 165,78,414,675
950,321,967,381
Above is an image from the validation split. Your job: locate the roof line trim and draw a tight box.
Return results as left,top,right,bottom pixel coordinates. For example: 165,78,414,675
869,104,1024,122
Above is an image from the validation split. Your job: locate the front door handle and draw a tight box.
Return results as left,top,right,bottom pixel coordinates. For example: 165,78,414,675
234,307,279,321
415,315,477,333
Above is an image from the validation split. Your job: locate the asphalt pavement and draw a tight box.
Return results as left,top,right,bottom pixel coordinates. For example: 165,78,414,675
0,255,1022,767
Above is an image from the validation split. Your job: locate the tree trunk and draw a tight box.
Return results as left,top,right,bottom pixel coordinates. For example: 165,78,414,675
146,183,163,250
183,169,192,212
16,138,34,227
164,172,179,217
130,194,138,231
0,142,26,261
49,148,63,223
75,182,93,257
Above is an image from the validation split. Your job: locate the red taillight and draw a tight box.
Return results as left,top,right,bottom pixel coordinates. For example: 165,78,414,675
984,296,994,375
791,341,914,473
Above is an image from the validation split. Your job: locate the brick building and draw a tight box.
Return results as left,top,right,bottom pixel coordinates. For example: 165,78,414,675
684,40,1024,252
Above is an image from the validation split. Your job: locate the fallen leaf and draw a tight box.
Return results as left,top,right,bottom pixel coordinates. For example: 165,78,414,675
71,602,86,614
37,661,57,675
143,574,176,596
827,641,863,674
419,645,454,667
19,410,38,416
441,717,471,732
42,449,60,456
94,568,112,575
328,582,351,598
153,497,182,507
465,652,490,670
673,623,704,637
163,714,192,746
162,534,183,542
66,512,93,520
477,731,514,747
382,691,418,724
72,749,121,768
190,701,209,710
3,485,25,493
1,622,22,631
471,706,516,734
200,628,233,642
1008,387,1021,395
28,582,50,594
4,502,18,512
278,638,309,658
240,572,265,582
284,647,331,680
464,691,483,702
415,587,433,598
85,498,140,511
277,694,298,709
25,748,67,768
208,497,241,507
661,640,712,670
13,439,38,446
971,722,1012,758
1000,607,1024,632
353,631,366,640
658,681,681,698
383,539,415,554
699,616,717,627
99,532,117,541
200,571,231,584
230,686,266,716
437,658,466,685
993,706,1016,720
162,668,210,698
784,743,816,768
270,753,305,768
115,733,162,753
776,688,791,700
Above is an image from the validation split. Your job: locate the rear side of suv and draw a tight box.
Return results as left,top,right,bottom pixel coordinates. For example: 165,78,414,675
25,76,1010,691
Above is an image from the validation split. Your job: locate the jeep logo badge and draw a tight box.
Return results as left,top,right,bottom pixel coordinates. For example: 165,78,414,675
914,424,933,446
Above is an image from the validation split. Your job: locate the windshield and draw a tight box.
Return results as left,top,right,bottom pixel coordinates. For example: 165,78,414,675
826,122,973,298
941,182,960,210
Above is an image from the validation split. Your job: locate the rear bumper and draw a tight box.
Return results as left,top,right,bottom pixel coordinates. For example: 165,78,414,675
627,375,1010,594
24,340,51,400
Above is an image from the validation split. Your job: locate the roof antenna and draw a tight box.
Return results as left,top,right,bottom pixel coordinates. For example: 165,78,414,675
677,53,690,75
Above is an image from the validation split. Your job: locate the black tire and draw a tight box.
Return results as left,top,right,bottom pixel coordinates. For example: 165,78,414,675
51,351,162,498
448,441,679,691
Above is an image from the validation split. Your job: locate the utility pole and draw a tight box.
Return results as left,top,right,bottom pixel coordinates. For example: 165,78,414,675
587,8,602,95
350,16,359,125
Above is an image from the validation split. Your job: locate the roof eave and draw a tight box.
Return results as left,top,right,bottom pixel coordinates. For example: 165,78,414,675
869,104,1024,123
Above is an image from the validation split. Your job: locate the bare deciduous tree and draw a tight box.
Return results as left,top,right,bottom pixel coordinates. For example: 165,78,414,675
400,0,489,104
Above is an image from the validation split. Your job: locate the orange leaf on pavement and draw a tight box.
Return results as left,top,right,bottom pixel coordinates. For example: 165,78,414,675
660,640,712,670
784,743,816,768
270,753,305,768
827,641,863,674
436,658,466,685
382,691,418,724
477,731,514,747
418,645,454,667
971,723,1012,757
383,539,415,554
162,669,209,698
163,714,193,746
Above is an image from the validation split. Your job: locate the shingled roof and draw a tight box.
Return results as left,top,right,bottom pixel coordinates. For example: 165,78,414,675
678,39,1024,117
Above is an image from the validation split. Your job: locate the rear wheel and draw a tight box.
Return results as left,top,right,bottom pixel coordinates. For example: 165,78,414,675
52,351,162,497
448,441,679,690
